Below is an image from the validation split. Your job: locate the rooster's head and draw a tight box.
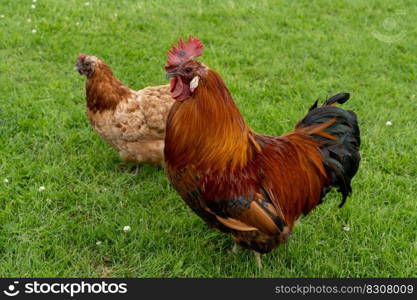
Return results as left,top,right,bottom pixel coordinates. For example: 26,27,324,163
165,36,207,102
75,54,99,77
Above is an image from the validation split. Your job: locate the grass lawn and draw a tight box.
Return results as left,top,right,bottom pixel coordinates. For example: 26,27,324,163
0,0,416,277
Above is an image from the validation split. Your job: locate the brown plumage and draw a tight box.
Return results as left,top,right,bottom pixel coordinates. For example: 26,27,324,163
76,54,175,165
164,37,361,259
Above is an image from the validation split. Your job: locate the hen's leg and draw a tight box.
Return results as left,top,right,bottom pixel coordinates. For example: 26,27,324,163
229,242,239,254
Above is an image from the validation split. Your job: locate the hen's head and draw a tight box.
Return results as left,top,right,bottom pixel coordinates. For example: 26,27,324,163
75,54,99,77
165,36,207,102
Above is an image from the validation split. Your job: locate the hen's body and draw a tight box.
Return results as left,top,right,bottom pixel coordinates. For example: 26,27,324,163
78,55,174,165
165,69,360,253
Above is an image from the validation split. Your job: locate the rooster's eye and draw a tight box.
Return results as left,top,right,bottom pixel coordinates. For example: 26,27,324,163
184,68,192,73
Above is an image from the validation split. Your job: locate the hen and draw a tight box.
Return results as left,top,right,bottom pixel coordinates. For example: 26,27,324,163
76,54,174,167
163,37,361,267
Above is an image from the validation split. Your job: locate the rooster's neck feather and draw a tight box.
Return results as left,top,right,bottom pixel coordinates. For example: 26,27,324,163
165,69,256,172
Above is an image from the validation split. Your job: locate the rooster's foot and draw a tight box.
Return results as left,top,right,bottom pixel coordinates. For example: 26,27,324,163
253,251,262,269
228,242,239,255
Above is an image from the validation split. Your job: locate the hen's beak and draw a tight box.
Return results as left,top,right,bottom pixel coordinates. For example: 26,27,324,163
166,72,178,79
74,62,84,75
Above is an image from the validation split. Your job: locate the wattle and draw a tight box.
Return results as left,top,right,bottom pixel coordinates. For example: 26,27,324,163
170,77,191,102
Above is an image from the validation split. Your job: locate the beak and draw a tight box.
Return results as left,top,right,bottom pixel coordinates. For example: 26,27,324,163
166,72,178,79
74,62,83,75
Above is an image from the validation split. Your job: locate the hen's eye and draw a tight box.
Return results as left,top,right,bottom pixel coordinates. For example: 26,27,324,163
85,62,91,66
184,67,192,73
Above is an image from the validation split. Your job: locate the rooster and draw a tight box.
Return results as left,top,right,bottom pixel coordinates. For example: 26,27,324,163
163,37,361,268
76,54,174,169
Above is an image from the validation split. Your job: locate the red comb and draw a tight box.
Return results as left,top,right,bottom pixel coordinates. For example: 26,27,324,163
166,36,204,68
78,53,87,61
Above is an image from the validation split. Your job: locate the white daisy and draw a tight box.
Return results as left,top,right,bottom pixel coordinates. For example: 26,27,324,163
343,226,350,232
38,185,45,191
31,4,36,9
385,121,392,126
123,225,131,232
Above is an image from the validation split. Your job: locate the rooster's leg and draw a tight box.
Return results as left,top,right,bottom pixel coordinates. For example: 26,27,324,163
230,242,239,254
253,251,262,269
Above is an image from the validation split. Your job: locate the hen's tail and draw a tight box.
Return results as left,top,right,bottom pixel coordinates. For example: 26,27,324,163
296,93,361,207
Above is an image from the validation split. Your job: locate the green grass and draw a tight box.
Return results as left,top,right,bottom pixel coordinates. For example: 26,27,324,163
1,0,416,277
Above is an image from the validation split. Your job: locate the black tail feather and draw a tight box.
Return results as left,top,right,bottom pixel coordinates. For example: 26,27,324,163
308,98,319,111
323,92,350,106
297,93,361,207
